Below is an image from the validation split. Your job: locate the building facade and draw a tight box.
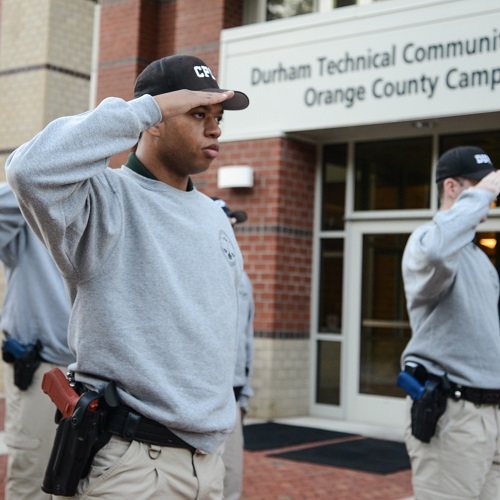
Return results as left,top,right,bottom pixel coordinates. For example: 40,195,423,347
1,0,500,437
0,0,96,173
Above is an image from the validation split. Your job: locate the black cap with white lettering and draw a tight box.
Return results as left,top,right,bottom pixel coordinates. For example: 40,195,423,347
133,55,249,111
435,146,495,183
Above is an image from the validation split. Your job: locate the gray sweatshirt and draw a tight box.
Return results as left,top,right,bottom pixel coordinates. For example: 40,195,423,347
6,95,243,453
0,183,74,366
401,187,500,388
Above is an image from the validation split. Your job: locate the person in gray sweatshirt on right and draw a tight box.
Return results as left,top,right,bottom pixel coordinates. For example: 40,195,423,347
6,55,249,499
400,146,500,499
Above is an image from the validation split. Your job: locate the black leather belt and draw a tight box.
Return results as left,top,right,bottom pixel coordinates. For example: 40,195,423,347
105,406,196,452
449,385,500,405
427,373,500,405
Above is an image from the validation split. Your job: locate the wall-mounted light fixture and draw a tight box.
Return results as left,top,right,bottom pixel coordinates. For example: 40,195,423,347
217,165,254,189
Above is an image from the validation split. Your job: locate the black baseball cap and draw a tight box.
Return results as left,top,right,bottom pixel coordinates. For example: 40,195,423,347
133,55,249,111
211,197,248,224
435,146,495,183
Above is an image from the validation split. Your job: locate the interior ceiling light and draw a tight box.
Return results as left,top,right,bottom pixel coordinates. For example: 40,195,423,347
479,238,497,249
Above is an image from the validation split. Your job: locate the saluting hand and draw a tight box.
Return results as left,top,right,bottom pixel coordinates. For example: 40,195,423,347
153,89,235,120
476,170,500,197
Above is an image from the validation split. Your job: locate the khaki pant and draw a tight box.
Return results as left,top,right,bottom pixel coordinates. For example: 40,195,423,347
54,435,225,500
222,403,244,500
405,396,500,499
4,360,63,500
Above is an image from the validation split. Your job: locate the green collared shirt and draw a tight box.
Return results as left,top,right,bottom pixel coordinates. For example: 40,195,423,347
125,153,194,191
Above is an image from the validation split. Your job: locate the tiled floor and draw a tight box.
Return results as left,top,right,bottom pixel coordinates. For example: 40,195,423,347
0,400,414,500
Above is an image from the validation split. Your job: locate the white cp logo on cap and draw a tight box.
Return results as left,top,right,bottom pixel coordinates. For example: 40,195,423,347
194,65,216,80
475,154,491,164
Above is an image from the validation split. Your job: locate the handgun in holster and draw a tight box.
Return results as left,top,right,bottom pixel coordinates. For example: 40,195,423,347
397,362,447,443
2,337,43,390
41,368,114,496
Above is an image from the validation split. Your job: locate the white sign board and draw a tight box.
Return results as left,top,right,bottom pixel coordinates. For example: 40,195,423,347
219,0,500,140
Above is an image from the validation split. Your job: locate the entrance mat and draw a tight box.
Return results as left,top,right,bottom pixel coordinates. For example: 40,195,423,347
269,437,411,474
243,422,354,451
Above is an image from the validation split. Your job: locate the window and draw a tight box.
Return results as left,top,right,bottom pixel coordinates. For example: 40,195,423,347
354,137,432,211
334,0,356,7
243,0,363,24
359,233,410,397
322,144,347,230
267,0,314,20
316,340,341,404
318,239,344,333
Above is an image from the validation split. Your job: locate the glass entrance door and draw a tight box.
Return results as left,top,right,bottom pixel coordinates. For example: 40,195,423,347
345,223,500,428
345,220,423,427
359,232,410,399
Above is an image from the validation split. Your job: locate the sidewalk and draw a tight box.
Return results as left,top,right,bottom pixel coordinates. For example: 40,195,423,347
0,402,414,499
241,417,413,500
243,449,412,500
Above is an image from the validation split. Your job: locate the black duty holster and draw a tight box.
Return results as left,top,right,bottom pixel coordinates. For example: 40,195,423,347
2,338,43,390
42,388,113,496
398,362,449,443
410,378,447,443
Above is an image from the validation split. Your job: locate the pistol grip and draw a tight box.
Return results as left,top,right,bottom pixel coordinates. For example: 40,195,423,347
42,368,80,419
397,371,425,400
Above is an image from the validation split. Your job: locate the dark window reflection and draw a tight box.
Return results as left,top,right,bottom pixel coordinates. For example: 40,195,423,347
355,137,432,211
335,0,356,7
359,233,410,398
316,340,341,405
322,144,347,230
318,239,343,333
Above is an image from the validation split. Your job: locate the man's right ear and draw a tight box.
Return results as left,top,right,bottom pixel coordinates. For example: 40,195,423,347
443,177,455,191
443,177,464,200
